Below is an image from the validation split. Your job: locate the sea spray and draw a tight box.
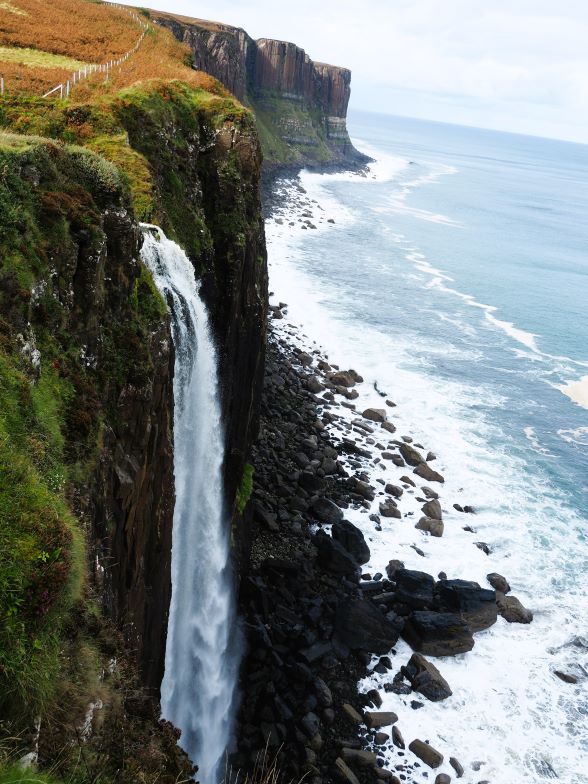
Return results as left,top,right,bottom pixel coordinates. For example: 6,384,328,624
140,226,241,784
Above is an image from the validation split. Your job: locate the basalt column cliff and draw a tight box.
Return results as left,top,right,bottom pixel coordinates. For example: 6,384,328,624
152,11,367,169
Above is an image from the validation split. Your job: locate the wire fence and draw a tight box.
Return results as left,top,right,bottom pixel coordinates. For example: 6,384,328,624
0,3,149,100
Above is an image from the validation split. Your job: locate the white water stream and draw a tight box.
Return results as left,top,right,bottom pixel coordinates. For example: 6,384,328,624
141,226,240,784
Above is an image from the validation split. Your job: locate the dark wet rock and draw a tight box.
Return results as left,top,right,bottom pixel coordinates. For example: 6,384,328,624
435,579,497,632
487,572,510,593
374,731,389,745
385,483,404,498
341,747,378,767
403,611,474,656
334,598,400,654
342,703,363,724
364,711,398,729
312,497,344,523
380,500,401,519
381,421,397,434
415,516,444,537
366,689,383,708
422,486,439,500
410,700,424,709
450,757,464,778
400,475,416,487
453,503,464,512
427,452,437,462
399,443,424,466
362,408,387,423
422,499,442,520
496,593,533,624
329,370,363,387
402,653,452,702
349,477,376,501
392,725,405,749
305,374,325,393
386,560,405,580
334,757,361,784
414,463,445,483
408,739,444,768
554,671,578,684
332,519,371,565
463,505,476,514
315,530,360,577
393,569,435,609
435,775,451,784
474,541,490,555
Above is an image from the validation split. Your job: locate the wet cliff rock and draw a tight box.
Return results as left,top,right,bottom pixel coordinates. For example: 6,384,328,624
151,10,368,170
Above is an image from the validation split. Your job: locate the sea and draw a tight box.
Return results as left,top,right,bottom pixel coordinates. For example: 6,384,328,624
265,112,588,784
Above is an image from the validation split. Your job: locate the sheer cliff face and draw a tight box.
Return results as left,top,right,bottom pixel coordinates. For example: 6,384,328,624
152,11,366,169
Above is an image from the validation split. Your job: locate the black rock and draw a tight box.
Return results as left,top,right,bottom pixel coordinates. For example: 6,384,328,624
334,598,400,654
332,519,371,565
435,579,497,632
314,530,360,578
402,611,475,656
393,569,435,609
312,497,344,523
402,653,452,702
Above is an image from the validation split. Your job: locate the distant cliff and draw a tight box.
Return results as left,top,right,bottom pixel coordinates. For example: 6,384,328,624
151,11,367,169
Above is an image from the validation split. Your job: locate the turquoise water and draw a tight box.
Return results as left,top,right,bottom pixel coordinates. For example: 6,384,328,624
266,112,588,782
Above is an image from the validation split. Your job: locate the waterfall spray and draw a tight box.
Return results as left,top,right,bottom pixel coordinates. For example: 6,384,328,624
140,225,241,784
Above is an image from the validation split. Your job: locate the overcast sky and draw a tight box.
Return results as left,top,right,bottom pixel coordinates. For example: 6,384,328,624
139,0,588,144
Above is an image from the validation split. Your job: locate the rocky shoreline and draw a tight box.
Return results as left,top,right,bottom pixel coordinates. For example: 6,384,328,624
233,312,535,784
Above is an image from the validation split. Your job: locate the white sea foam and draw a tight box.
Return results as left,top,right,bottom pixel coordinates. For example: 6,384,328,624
558,426,588,446
265,167,588,784
560,375,588,410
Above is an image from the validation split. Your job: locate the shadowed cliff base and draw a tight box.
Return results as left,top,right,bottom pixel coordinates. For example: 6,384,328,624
150,9,371,172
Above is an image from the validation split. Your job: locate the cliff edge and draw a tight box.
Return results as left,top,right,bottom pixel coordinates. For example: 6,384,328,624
151,10,368,170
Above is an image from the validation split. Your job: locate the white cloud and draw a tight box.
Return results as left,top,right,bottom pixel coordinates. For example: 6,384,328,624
138,0,588,143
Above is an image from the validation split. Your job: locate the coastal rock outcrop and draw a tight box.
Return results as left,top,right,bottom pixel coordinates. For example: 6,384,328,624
151,10,367,169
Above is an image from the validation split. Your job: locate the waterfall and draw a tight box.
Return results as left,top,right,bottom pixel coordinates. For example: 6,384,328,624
140,225,241,784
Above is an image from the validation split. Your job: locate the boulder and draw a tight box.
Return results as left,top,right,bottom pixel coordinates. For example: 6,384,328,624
487,572,510,594
416,516,444,537
332,520,371,565
374,731,389,745
380,500,401,519
402,653,452,702
414,462,445,483
364,711,398,729
341,703,363,724
349,478,376,501
435,776,451,784
436,579,497,632
381,421,397,434
393,569,435,609
402,611,474,656
399,443,424,466
341,748,378,767
409,739,444,768
386,560,405,579
554,670,577,684
305,375,325,393
385,483,404,498
422,486,439,500
496,593,533,623
314,530,360,578
422,499,442,520
334,757,361,784
450,757,464,778
334,598,400,654
311,497,344,523
392,725,405,749
362,408,387,423
329,370,362,387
